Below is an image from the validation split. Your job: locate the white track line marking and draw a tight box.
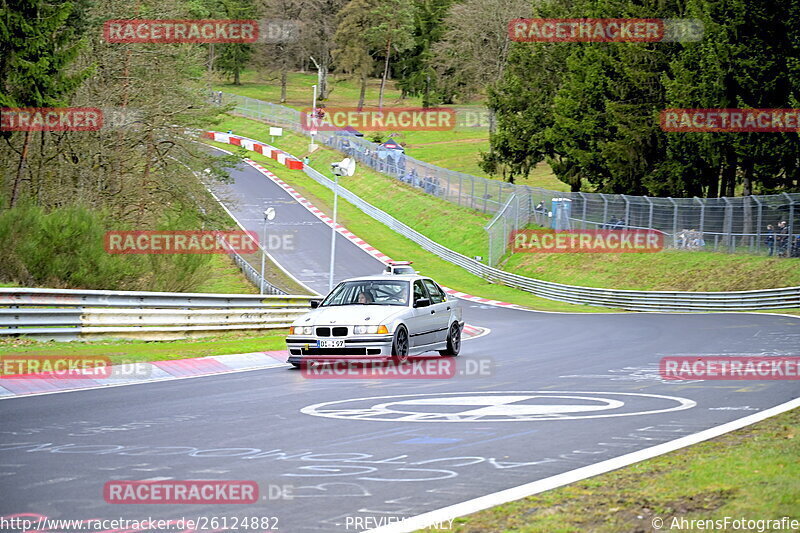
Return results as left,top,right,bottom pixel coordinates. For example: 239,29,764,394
0,363,290,401
364,395,800,532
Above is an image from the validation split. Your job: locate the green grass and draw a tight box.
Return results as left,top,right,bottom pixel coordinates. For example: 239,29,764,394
211,115,800,303
503,249,800,292
215,71,417,111
193,254,259,294
217,115,493,259
214,70,569,191
207,137,609,313
422,407,800,532
0,330,287,365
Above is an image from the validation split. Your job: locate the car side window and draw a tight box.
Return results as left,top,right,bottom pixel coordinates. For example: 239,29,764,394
413,280,429,303
422,279,444,304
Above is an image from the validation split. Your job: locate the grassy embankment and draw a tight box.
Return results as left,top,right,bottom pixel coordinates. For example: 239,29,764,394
420,407,799,532
210,115,800,304
213,70,569,191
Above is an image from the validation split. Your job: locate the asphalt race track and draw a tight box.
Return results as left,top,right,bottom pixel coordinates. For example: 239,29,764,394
209,150,385,294
1,155,798,532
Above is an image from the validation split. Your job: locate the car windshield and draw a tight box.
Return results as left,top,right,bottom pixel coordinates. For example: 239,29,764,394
321,280,410,307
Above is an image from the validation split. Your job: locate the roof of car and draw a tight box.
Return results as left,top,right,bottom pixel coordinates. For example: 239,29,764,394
340,274,428,283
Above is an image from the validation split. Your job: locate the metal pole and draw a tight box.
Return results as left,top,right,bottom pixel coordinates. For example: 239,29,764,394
694,197,705,234
784,192,795,256
328,173,339,292
668,197,677,247
579,192,587,230
723,197,733,252
601,194,608,229
470,177,475,210
754,196,763,253
260,215,268,295
311,84,317,149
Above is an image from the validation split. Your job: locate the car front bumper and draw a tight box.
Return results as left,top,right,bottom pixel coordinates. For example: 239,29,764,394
286,334,395,365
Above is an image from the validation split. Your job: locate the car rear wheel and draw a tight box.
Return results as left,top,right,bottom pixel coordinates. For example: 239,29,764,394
439,322,461,356
391,325,409,363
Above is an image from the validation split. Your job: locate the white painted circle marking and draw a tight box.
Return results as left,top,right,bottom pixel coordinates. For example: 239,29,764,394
300,391,696,422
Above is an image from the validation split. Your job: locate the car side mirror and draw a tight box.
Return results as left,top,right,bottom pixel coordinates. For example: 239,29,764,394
414,298,430,308
310,300,321,309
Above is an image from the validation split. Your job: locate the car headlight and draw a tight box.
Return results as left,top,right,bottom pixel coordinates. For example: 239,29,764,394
353,325,389,334
290,326,313,335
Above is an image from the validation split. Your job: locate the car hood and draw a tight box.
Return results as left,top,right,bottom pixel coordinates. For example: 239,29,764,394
292,305,407,327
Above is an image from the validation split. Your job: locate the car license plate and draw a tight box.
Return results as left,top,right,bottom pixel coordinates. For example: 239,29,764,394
317,339,345,348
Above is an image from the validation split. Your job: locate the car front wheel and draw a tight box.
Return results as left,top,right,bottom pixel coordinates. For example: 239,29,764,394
439,322,461,356
391,325,409,363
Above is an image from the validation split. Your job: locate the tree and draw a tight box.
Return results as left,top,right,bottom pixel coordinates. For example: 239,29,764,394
432,0,530,104
365,0,415,108
393,0,454,107
1,0,93,207
302,0,348,100
214,0,257,85
255,0,305,103
333,0,377,108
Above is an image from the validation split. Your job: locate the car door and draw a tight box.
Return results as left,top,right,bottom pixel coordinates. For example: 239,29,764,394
422,279,450,343
407,279,436,348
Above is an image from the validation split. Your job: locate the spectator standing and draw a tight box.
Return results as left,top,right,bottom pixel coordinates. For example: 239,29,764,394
777,221,789,256
765,224,775,256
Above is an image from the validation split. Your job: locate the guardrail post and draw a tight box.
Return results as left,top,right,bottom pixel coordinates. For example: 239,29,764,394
644,196,654,229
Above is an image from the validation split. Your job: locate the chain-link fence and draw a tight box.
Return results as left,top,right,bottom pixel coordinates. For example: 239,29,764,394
217,92,799,260
485,191,533,266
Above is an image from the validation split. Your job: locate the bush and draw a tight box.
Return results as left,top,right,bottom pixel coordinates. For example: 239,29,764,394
0,205,214,291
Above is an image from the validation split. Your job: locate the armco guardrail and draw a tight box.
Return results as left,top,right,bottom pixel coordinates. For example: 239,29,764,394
299,165,800,312
0,288,312,341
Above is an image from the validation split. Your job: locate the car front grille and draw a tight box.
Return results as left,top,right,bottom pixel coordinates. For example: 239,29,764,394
315,326,349,336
